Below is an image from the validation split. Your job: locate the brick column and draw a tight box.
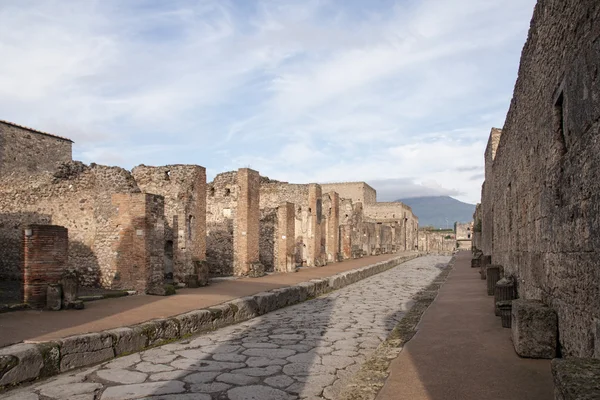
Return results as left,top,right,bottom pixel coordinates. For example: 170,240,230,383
306,184,323,267
23,225,68,308
326,192,340,262
234,168,262,276
276,202,296,272
111,193,165,293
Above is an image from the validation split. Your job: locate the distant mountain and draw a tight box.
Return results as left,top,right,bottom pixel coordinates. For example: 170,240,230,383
396,196,476,229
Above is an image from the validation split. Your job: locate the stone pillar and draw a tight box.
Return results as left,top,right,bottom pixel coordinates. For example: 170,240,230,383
22,225,68,308
306,184,323,267
111,193,165,294
234,168,263,276
340,225,352,260
326,192,340,262
276,202,296,272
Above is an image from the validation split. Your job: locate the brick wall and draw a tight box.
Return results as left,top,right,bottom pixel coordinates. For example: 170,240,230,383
22,225,68,308
320,182,377,204
233,168,260,276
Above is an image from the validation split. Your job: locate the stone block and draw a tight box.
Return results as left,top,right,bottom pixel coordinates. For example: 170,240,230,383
552,358,600,400
253,291,279,315
228,296,260,323
495,278,516,316
106,327,147,356
195,260,210,287
595,319,600,359
46,284,62,311
209,304,236,329
0,344,43,386
136,318,180,347
59,332,114,372
486,265,502,296
296,281,317,298
61,270,79,308
511,299,558,359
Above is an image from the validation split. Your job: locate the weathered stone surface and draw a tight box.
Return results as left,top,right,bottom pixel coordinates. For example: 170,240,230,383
228,296,260,322
264,374,295,389
100,381,186,400
0,344,43,386
227,385,292,400
217,372,260,385
46,284,62,311
106,327,147,356
96,368,147,384
59,333,114,372
511,300,558,359
552,358,600,400
39,382,102,399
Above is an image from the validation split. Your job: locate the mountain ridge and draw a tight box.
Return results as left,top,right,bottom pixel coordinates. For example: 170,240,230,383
396,196,476,229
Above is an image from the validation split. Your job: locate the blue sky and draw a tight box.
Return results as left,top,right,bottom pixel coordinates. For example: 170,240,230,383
0,0,536,203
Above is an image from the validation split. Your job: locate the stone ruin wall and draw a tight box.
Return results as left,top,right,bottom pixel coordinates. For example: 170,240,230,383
481,0,600,358
455,222,473,250
481,127,502,258
0,162,142,288
320,182,377,204
132,165,206,284
0,121,72,177
417,230,456,253
363,202,419,251
206,171,238,276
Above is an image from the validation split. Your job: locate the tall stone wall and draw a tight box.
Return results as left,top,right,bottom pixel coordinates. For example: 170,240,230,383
206,171,238,276
320,182,377,204
132,165,206,284
276,202,296,272
473,203,482,251
481,0,600,358
306,184,325,267
481,128,502,257
0,162,139,287
0,121,72,177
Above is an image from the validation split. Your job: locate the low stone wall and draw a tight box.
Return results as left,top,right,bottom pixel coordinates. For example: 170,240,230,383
0,253,419,389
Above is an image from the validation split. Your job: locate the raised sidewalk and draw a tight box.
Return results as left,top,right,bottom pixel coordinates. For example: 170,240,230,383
376,251,554,400
0,252,417,388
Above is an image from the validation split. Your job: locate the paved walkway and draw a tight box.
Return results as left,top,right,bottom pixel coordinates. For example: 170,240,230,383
2,255,450,400
376,251,554,400
0,253,411,347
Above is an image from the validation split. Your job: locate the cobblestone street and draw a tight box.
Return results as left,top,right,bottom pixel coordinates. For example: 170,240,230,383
4,256,450,400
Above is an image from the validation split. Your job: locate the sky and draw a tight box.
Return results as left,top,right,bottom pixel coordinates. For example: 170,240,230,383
0,0,537,204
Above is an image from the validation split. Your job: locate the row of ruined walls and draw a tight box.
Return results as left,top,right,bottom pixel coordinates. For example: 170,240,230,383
480,0,600,359
417,230,456,253
205,171,419,276
0,161,207,293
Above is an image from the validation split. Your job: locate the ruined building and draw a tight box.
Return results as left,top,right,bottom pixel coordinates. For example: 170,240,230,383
454,222,473,250
479,0,600,359
0,120,419,306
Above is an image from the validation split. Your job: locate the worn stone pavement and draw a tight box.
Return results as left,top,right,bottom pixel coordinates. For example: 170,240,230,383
2,255,450,400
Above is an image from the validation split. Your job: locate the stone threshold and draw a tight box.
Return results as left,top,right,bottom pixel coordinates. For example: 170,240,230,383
0,254,419,390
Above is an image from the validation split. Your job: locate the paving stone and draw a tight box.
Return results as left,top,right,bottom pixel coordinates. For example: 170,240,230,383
282,363,335,376
189,382,231,393
100,381,185,400
216,372,260,385
2,392,40,400
212,353,247,362
241,342,279,349
136,362,175,373
231,365,282,376
104,354,141,369
182,372,220,383
39,382,103,399
321,355,355,369
286,353,321,364
227,385,293,400
264,374,296,389
144,394,210,400
96,369,148,384
242,348,296,358
148,370,190,381
171,359,245,372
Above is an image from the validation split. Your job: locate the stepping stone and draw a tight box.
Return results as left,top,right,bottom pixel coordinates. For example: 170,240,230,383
100,381,185,400
96,369,147,384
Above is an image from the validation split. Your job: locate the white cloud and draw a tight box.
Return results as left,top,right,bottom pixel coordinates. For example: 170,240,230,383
0,0,537,203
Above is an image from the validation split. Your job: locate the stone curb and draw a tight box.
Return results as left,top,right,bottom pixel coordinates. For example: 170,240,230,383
0,254,419,389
